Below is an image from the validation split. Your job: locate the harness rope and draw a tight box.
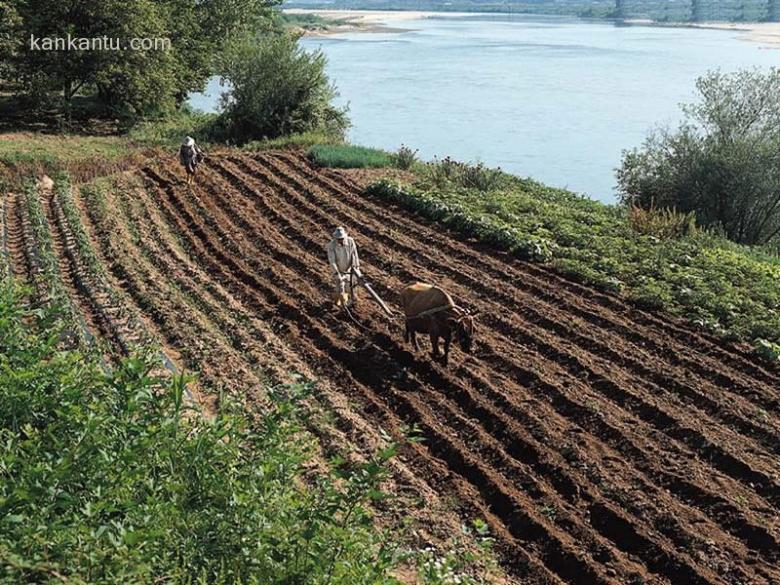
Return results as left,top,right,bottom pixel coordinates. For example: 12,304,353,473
409,304,466,320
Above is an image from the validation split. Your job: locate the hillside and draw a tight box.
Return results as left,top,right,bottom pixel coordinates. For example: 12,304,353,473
2,146,779,583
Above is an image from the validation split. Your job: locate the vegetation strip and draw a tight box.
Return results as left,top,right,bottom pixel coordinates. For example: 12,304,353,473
364,178,780,355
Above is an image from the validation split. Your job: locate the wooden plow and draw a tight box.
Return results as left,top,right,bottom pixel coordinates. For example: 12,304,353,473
343,269,397,325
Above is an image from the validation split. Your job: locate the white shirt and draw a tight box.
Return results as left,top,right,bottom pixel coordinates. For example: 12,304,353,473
326,237,360,275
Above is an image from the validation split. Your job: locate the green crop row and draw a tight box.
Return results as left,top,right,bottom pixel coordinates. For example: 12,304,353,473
21,180,87,342
365,178,780,354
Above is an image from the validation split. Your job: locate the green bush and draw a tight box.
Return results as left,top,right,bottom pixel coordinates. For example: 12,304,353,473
618,68,780,245
424,157,508,192
0,285,404,584
220,34,349,144
394,145,419,170
754,339,780,362
308,144,396,168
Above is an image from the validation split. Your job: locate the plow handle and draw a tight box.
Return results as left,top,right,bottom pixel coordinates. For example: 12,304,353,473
354,271,395,318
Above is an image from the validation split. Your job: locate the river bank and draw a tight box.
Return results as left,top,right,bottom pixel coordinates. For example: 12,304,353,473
283,8,477,36
285,8,780,46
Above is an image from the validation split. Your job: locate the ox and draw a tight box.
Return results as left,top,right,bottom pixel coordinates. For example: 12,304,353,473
399,282,475,365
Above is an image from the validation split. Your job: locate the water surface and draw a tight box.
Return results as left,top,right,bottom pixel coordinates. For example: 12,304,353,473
194,14,780,202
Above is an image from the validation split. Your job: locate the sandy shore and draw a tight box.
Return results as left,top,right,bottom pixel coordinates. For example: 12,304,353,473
284,9,478,36
625,19,780,47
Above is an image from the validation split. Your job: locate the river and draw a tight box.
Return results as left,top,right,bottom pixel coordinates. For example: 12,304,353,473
191,13,780,202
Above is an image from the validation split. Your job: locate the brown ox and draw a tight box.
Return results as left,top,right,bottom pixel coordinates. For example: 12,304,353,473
399,282,475,365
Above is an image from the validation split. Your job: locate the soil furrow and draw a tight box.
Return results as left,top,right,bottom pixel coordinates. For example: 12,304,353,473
237,155,780,511
203,156,779,575
272,152,780,408
153,161,775,584
309,153,780,387
143,164,622,584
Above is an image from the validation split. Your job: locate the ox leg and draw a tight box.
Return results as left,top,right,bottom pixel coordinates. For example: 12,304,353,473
406,320,421,352
430,332,440,361
442,330,452,365
405,323,417,351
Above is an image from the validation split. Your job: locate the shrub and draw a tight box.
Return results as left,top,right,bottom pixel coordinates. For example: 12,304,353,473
220,33,349,144
394,145,419,170
618,68,780,245
309,144,396,168
127,106,221,147
628,205,700,239
424,157,507,191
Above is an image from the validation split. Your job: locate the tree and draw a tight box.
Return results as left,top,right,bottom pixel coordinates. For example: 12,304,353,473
6,0,279,119
219,33,349,144
0,1,21,81
617,68,780,245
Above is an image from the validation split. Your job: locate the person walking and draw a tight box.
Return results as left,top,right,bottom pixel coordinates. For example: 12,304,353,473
179,136,204,186
326,227,361,308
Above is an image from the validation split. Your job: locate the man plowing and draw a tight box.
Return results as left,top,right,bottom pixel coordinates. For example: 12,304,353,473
326,226,361,309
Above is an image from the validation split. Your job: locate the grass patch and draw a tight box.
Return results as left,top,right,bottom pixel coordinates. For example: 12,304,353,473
309,144,397,169
366,169,780,349
0,134,126,166
242,130,343,151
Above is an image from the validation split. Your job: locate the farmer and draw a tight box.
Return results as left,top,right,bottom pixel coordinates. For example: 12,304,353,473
326,227,361,308
179,136,204,186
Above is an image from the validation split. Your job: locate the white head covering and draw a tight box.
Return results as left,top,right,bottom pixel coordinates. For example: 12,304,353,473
183,136,195,147
332,227,347,239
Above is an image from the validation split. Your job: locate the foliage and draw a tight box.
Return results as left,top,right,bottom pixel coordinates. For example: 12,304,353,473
618,68,780,245
0,284,407,584
219,33,349,144
127,106,220,147
277,11,352,32
416,520,497,585
4,0,279,120
753,339,780,362
309,144,396,168
425,157,508,192
0,0,21,80
366,175,780,347
394,145,419,170
627,205,700,240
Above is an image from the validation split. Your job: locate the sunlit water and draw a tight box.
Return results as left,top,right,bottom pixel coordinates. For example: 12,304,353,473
191,14,779,202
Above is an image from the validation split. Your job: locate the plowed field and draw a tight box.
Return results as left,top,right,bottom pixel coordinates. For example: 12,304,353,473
5,150,779,585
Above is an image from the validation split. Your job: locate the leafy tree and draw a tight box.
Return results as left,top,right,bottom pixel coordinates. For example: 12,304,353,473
0,1,21,81
219,32,349,143
5,0,279,119
617,68,780,245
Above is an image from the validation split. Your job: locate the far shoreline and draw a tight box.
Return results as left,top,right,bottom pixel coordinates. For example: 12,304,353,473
285,8,780,46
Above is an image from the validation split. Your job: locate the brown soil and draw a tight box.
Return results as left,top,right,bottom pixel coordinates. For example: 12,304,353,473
5,150,779,585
